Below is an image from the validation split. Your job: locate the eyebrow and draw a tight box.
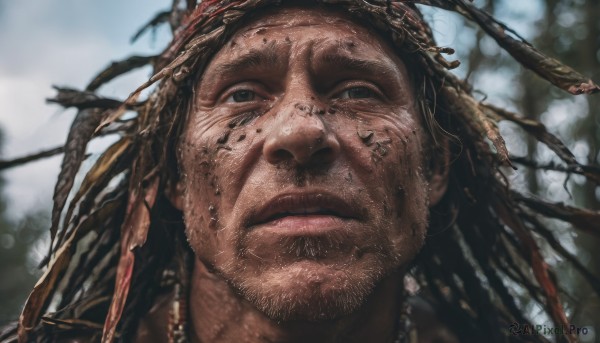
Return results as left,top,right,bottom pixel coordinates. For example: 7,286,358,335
319,53,400,80
212,43,283,78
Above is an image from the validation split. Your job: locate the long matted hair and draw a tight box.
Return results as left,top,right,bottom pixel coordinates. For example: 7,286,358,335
1,1,599,342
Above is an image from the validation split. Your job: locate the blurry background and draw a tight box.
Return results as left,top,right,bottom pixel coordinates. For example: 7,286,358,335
0,0,598,341
0,0,168,321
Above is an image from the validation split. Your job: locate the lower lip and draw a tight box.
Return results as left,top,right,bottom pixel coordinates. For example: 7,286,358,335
252,215,349,235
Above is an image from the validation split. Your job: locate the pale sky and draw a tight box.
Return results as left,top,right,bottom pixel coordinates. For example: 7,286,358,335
0,0,168,220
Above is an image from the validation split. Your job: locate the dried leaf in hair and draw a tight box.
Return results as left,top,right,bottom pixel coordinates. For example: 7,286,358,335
186,0,197,11
50,108,105,255
494,200,575,342
102,176,159,343
137,26,225,93
41,317,104,330
62,138,132,232
516,195,600,237
48,87,124,110
0,146,64,171
523,213,600,295
19,199,121,342
130,11,171,44
86,55,155,92
510,157,600,185
442,86,511,165
487,104,579,166
450,0,599,95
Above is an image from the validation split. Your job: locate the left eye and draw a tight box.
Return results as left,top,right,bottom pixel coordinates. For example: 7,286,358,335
338,86,375,99
226,90,256,103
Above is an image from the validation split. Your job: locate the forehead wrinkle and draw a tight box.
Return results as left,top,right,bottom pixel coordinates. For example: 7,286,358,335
210,40,288,79
311,39,402,81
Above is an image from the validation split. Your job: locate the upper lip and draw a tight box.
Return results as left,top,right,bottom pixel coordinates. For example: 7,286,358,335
248,191,359,227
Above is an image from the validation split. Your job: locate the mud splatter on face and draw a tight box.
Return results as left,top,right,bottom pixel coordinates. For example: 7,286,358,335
216,130,230,144
178,7,445,323
357,130,374,144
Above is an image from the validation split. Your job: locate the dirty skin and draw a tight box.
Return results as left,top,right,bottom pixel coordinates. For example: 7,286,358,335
168,6,449,343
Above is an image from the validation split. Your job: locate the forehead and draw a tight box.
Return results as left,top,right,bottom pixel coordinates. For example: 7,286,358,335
234,6,380,38
204,6,403,72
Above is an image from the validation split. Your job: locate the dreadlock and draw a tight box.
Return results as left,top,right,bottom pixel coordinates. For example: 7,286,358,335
1,1,599,342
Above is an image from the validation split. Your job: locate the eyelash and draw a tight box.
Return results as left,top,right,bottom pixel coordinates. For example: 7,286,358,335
220,83,267,104
332,82,384,101
219,80,384,105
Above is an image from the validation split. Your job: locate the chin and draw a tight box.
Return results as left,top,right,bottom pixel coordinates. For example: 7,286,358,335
221,253,397,322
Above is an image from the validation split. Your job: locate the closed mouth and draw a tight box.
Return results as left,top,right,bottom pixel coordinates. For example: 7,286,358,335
248,192,359,228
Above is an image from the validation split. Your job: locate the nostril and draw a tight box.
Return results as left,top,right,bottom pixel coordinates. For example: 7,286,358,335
273,149,294,162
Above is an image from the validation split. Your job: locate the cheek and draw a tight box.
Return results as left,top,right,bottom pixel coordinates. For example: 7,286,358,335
178,125,235,259
178,115,263,262
337,110,424,190
178,142,219,260
336,111,429,250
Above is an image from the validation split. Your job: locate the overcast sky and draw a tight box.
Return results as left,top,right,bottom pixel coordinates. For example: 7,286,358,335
0,0,169,221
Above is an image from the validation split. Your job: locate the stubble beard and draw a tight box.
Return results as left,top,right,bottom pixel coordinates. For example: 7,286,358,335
214,222,405,322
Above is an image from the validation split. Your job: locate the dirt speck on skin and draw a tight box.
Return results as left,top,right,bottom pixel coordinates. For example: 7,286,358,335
357,130,374,144
199,161,211,179
217,131,231,144
209,205,219,229
351,245,364,259
285,36,291,43
263,38,268,43
383,201,391,216
374,142,387,157
344,172,353,182
256,128,262,133
396,186,405,218
294,103,311,115
237,133,246,142
396,186,405,198
411,223,419,236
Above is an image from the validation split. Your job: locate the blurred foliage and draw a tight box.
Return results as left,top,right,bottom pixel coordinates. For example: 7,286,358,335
450,0,600,339
0,136,49,323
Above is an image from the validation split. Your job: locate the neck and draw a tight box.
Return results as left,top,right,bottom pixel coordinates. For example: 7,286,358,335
188,261,404,343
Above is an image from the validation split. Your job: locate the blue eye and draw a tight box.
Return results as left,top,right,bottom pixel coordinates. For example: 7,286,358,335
227,90,256,103
339,87,375,99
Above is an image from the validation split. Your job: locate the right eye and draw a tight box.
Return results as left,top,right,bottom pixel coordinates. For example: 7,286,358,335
338,86,376,99
225,89,257,103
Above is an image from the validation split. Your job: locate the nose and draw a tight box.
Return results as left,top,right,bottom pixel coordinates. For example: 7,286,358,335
263,102,341,166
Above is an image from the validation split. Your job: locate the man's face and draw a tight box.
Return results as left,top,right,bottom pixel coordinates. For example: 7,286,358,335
175,6,442,321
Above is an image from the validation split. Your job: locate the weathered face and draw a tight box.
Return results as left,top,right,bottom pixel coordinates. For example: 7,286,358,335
174,6,445,321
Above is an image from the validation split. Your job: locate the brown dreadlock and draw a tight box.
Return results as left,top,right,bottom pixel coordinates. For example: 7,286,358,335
1,1,599,342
